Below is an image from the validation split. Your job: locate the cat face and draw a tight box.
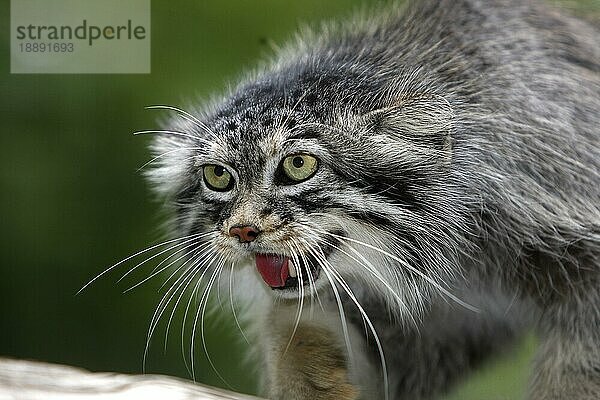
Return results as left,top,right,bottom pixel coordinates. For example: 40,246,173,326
148,72,462,311
191,110,342,296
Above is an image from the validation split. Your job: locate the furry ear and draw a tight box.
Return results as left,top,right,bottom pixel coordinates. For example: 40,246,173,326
361,93,455,165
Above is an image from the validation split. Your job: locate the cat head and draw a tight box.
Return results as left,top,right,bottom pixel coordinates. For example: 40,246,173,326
146,63,466,317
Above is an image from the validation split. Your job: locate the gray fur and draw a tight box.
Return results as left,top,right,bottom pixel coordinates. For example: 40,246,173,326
145,0,600,399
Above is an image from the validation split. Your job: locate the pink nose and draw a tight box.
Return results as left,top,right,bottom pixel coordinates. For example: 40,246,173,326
229,225,261,243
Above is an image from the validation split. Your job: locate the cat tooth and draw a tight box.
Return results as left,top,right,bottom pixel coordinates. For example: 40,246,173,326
288,260,297,277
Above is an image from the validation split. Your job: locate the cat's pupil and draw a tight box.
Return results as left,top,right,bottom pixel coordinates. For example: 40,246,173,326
214,166,224,177
292,157,304,168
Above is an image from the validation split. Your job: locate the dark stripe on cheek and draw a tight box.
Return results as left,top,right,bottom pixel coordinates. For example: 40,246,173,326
174,181,231,232
175,178,201,206
331,164,423,211
362,180,421,212
288,191,397,229
288,194,328,213
343,208,396,229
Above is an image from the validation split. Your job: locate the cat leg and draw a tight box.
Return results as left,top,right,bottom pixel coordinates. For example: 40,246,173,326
260,302,379,400
258,289,524,400
519,236,600,399
528,301,600,399
352,289,526,399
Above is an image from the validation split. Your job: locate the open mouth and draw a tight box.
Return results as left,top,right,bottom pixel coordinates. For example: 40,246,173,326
255,253,320,290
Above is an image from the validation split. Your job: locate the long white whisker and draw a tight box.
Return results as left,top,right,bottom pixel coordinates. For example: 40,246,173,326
308,231,421,327
159,244,215,291
148,252,202,336
202,262,234,389
303,241,355,369
191,257,233,388
318,257,390,400
161,245,224,351
317,229,478,313
136,145,205,172
289,237,324,314
134,129,205,142
118,235,205,283
215,260,228,312
181,249,221,376
228,262,250,344
283,252,305,356
144,105,204,128
143,264,195,371
144,105,219,140
162,252,209,352
124,240,213,293
294,245,314,317
143,247,210,369
77,232,207,294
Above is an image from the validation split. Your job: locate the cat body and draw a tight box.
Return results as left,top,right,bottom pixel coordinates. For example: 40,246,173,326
148,0,600,398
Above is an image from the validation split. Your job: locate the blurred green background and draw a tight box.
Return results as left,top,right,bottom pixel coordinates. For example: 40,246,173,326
0,0,597,399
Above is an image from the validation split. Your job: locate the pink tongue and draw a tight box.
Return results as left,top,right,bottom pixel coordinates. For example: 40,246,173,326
255,254,290,288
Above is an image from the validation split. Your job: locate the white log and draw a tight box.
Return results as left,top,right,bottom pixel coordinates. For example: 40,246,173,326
0,358,263,400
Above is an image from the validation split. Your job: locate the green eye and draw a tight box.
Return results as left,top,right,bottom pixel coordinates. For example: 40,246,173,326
282,154,318,182
203,164,233,191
